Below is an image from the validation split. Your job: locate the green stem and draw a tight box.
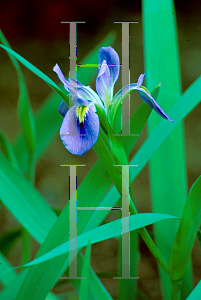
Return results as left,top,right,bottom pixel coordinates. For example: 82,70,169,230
171,280,182,300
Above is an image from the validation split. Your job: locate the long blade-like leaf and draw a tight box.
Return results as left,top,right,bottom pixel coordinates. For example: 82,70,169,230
22,213,179,268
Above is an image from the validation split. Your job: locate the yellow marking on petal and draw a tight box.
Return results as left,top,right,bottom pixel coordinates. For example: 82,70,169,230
76,105,89,123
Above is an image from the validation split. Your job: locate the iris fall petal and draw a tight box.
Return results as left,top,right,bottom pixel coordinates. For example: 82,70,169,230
60,103,100,156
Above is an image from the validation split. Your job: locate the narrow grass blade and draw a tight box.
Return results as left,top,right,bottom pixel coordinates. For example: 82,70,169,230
79,242,92,300
142,1,194,297
22,213,179,268
0,263,60,300
169,176,201,298
108,123,128,165
0,153,57,244
74,253,113,300
0,252,17,288
14,188,114,300
0,159,113,300
0,31,36,158
0,44,69,104
0,130,20,171
117,231,139,300
186,281,201,300
94,128,123,194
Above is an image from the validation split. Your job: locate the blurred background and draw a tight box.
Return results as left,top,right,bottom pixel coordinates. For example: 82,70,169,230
0,0,200,299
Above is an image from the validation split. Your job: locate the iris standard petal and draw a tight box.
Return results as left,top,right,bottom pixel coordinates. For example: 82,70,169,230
60,104,100,155
96,47,120,104
96,60,111,103
98,47,120,85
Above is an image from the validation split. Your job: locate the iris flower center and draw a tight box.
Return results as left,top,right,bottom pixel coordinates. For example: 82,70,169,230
76,105,89,123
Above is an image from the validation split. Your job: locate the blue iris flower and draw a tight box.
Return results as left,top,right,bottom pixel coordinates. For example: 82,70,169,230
54,46,172,156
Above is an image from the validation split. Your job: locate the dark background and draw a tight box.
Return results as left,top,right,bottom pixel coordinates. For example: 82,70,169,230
0,1,200,299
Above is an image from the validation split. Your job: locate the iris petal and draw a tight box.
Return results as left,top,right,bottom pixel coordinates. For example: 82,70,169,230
96,60,111,103
112,77,173,122
54,64,103,107
96,47,120,104
60,104,100,155
98,47,120,85
76,97,90,107
58,100,69,117
72,82,103,107
138,90,173,121
53,64,70,91
137,73,145,87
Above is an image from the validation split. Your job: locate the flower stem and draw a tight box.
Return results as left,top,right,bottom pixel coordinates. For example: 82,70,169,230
170,279,182,300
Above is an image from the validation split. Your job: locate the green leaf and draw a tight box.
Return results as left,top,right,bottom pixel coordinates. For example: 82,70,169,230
3,73,199,300
129,75,201,191
94,128,122,194
0,44,69,105
79,242,92,300
142,0,192,298
120,102,151,155
169,176,201,281
107,123,128,165
0,33,117,300
0,31,36,156
0,260,59,300
0,157,113,300
0,130,20,171
0,252,17,288
186,281,201,300
72,253,113,300
22,213,179,268
0,153,57,244
95,103,108,134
